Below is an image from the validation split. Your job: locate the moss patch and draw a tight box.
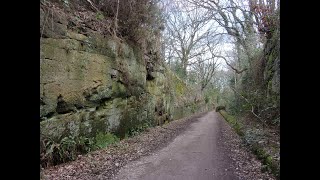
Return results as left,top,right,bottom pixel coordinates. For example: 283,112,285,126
219,110,244,136
219,110,279,179
252,145,280,179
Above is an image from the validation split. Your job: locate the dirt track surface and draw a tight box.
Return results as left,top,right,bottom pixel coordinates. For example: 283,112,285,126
113,111,236,180
43,111,274,180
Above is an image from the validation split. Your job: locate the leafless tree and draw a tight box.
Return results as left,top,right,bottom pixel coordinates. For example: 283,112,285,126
187,0,263,70
163,0,220,77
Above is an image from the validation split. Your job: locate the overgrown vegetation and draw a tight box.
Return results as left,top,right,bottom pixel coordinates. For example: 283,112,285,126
218,109,279,179
41,0,165,65
126,122,151,137
40,132,119,168
252,145,279,178
94,132,120,149
94,0,165,43
40,121,152,168
219,110,244,136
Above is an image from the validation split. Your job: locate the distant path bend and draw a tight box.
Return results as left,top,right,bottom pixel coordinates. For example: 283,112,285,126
113,111,238,180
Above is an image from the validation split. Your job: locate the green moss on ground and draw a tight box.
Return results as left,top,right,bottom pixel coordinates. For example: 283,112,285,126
219,110,244,136
218,110,279,179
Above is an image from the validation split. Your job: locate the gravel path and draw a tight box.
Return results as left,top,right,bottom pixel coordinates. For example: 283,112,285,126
113,111,237,180
42,111,274,180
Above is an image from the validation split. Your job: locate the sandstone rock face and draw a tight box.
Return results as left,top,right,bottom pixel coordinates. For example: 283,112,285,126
40,4,210,143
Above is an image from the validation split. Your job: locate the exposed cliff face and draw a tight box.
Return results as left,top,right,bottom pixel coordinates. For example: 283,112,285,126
40,2,209,145
261,26,280,118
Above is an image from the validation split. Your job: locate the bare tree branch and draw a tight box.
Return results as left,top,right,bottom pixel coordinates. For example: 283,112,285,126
216,55,247,74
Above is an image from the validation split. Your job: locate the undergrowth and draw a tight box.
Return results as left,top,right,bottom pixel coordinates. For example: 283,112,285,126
41,132,119,168
218,110,279,179
41,122,151,168
251,144,279,179
219,110,244,136
126,122,151,138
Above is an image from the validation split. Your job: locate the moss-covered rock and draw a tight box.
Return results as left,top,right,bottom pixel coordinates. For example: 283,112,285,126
40,15,210,166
